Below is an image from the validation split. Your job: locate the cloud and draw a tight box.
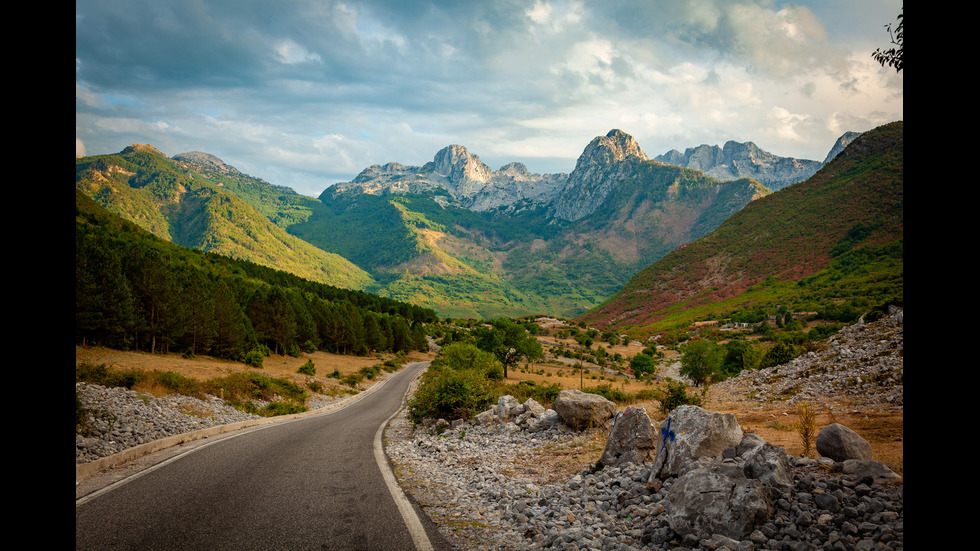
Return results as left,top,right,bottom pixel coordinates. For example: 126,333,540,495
275,40,322,65
75,0,903,196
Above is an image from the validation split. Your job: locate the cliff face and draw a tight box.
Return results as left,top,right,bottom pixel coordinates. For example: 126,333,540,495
330,129,854,218
550,129,650,222
654,137,852,191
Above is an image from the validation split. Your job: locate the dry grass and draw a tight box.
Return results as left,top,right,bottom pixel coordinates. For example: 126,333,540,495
519,332,903,478
75,344,437,396
77,338,903,478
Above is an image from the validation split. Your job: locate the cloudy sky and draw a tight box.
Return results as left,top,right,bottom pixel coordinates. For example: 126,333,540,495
76,0,903,198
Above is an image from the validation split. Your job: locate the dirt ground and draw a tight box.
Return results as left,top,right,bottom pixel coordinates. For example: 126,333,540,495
75,345,437,398
523,331,904,478
76,340,903,478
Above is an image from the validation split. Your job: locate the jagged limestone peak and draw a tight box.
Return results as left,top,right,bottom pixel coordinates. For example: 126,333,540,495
577,129,648,167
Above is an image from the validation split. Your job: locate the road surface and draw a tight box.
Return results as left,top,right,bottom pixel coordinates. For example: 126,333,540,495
75,361,450,551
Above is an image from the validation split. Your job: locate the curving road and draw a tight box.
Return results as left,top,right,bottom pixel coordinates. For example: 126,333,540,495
75,361,450,551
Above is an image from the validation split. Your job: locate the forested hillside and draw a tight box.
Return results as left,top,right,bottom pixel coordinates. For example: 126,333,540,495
75,189,436,360
75,144,375,290
579,122,903,338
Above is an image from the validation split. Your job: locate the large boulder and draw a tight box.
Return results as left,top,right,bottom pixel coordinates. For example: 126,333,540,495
816,423,872,462
598,406,657,468
840,459,902,483
651,405,743,480
526,409,560,432
741,441,794,491
552,389,616,431
664,467,774,541
496,395,525,422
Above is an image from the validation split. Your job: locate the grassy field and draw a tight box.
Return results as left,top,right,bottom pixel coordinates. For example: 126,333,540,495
76,337,903,477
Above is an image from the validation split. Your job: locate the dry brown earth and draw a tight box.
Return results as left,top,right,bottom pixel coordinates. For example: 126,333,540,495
76,334,903,479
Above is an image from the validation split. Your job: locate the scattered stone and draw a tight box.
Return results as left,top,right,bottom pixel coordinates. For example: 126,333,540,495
651,405,743,480
816,423,873,462
552,389,616,431
598,406,657,469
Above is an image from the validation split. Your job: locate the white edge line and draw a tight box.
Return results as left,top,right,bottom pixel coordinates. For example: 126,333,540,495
374,367,434,551
77,364,406,507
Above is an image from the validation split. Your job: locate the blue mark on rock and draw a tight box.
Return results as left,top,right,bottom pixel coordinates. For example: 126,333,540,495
660,417,675,453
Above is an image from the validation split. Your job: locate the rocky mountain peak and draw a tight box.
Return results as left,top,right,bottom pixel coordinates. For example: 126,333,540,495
551,129,650,221
498,162,530,177
823,131,863,164
173,151,240,175
653,136,847,192
124,143,169,158
578,129,648,167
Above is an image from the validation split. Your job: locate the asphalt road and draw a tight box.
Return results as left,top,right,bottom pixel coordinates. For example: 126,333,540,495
75,361,450,551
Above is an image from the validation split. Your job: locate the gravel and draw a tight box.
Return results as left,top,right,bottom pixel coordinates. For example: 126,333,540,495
75,383,350,464
76,311,904,550
385,413,904,550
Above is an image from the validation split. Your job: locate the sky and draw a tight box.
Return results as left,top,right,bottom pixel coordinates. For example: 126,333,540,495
76,0,903,198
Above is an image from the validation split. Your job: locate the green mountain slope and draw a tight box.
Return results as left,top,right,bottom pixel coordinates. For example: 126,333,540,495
291,162,768,319
76,188,435,357
578,121,903,338
75,145,375,291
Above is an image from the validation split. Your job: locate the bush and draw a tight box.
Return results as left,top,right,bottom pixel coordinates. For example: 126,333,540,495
297,359,316,376
342,373,364,387
795,401,817,457
630,353,657,377
244,349,265,368
359,365,381,380
503,380,562,405
652,378,704,415
155,371,202,396
262,402,308,416
407,367,496,424
760,342,798,369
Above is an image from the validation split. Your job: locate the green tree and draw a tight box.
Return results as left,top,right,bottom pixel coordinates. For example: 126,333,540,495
872,8,903,72
679,339,722,386
473,318,543,378
629,352,657,377
407,343,501,423
760,342,798,368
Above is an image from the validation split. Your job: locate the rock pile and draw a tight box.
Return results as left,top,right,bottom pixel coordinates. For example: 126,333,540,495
386,400,903,550
75,383,345,464
713,308,904,412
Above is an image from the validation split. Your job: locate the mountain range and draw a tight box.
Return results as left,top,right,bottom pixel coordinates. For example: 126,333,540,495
653,131,861,192
581,122,902,338
75,127,886,323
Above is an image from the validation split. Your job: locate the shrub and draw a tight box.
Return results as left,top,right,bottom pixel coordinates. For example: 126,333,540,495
342,373,364,387
407,366,496,424
301,340,318,353
652,378,704,415
262,402,307,416
297,359,316,377
244,349,265,368
359,365,380,380
760,342,798,369
155,371,202,396
630,353,657,377
795,401,817,457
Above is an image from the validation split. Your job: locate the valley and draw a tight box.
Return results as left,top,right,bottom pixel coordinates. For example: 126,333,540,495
76,121,903,478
